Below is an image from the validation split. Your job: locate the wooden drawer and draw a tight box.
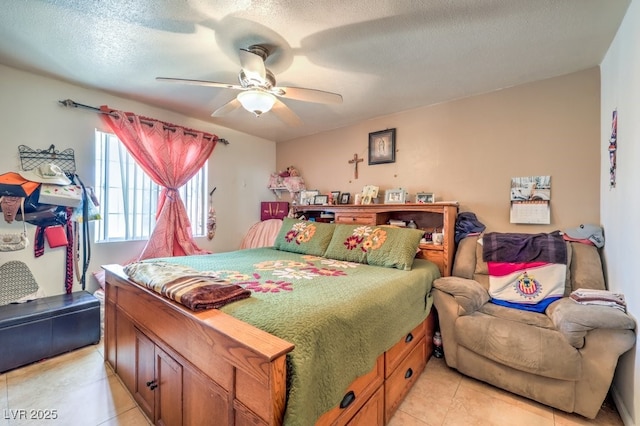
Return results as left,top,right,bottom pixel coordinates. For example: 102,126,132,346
384,320,426,378
416,247,444,276
384,338,426,423
334,213,377,225
347,385,384,426
316,355,384,426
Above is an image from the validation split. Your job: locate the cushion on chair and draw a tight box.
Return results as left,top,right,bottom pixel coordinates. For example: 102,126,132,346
456,312,582,380
546,298,636,348
433,277,489,315
451,235,479,278
569,243,605,291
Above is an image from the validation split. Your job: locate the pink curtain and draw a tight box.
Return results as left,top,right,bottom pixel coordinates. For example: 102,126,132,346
100,106,217,260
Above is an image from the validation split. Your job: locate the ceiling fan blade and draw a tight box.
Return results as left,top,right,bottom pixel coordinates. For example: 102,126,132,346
239,49,266,81
271,98,303,127
273,86,343,104
156,77,244,90
212,98,241,117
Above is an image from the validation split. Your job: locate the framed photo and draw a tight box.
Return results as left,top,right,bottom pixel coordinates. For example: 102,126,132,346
361,185,379,205
384,188,407,204
340,192,351,204
313,195,329,205
415,192,435,203
368,128,396,165
330,191,341,204
299,190,319,205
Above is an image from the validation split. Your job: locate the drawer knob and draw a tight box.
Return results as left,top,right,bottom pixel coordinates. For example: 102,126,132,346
405,333,414,343
146,379,158,390
340,390,356,409
405,368,413,379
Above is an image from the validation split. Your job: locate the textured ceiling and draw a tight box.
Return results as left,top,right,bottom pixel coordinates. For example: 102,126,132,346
0,1,630,142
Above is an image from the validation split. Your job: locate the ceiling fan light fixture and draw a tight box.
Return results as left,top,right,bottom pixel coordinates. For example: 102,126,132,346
237,90,276,116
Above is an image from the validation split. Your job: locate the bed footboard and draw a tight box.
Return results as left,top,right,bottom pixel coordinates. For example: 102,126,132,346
104,264,434,425
103,264,294,425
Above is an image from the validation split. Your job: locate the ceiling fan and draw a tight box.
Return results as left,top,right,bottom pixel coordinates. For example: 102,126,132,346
156,44,343,126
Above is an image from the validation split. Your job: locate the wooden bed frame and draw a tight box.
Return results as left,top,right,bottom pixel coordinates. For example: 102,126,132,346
104,264,435,425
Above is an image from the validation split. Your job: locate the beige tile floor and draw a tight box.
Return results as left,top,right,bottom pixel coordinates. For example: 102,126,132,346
0,343,623,426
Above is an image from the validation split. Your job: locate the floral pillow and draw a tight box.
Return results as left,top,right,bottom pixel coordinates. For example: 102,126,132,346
273,218,335,256
324,224,425,270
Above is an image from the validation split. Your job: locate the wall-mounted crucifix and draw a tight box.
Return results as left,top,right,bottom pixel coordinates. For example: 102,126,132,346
348,153,364,179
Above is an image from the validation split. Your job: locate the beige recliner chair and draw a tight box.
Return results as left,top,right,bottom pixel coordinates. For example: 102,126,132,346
432,235,636,418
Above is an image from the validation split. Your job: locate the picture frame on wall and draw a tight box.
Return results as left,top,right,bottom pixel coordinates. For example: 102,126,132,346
415,192,435,203
368,128,396,165
340,192,351,204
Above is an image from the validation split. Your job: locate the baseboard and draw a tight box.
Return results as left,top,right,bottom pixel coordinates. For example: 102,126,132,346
611,384,633,426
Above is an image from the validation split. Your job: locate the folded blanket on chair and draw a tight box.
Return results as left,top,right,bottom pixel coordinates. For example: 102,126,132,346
123,261,251,310
483,232,567,313
570,288,627,312
488,262,565,312
482,231,567,264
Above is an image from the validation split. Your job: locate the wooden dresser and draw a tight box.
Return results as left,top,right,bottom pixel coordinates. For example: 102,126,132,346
294,202,458,276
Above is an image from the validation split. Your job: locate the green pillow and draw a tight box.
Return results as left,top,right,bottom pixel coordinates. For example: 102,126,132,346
273,218,335,256
325,224,424,270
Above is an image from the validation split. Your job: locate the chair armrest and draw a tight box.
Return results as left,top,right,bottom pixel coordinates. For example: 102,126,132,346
547,298,636,348
433,277,490,315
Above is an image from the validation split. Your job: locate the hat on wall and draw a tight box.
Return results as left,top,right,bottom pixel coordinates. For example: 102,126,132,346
564,224,604,248
18,164,71,186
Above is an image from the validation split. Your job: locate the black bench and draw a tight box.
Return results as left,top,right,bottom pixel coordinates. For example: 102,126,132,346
0,291,100,373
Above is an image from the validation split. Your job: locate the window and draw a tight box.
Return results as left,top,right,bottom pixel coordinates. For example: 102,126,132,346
94,130,207,242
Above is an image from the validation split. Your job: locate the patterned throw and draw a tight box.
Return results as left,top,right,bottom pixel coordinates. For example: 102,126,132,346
123,261,251,310
483,232,567,313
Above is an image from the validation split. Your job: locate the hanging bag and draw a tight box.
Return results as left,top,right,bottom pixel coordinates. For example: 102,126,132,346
44,224,68,248
0,198,28,251
0,172,40,197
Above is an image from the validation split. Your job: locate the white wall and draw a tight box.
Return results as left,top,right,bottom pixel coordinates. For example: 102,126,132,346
0,65,276,297
600,1,640,424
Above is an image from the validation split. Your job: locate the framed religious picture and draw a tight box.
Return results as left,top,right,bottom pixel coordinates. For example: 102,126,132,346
368,128,396,165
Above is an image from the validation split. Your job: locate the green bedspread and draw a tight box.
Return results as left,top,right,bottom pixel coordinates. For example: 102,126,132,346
153,248,439,425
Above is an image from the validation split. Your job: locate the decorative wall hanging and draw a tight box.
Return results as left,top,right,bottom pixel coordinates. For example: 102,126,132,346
368,128,396,165
609,109,617,189
18,144,76,174
348,153,364,179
